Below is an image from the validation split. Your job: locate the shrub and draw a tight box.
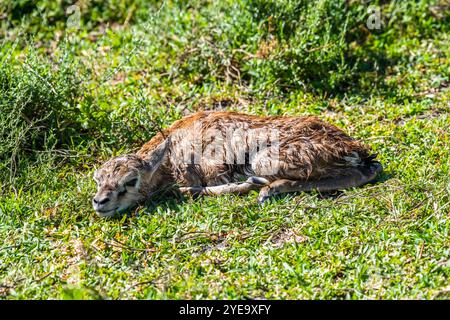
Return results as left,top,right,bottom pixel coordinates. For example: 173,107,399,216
0,41,84,180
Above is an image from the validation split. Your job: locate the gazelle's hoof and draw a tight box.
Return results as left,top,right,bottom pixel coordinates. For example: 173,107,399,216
370,161,383,175
247,176,270,186
257,186,271,204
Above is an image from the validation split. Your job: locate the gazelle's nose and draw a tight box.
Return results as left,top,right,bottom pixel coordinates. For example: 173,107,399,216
93,196,110,207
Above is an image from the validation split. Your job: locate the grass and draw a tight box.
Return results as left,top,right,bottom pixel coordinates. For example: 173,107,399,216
0,0,449,299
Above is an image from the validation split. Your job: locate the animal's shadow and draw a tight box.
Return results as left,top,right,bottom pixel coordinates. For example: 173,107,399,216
117,170,393,219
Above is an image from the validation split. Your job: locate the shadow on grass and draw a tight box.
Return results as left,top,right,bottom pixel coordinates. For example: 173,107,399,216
120,169,395,220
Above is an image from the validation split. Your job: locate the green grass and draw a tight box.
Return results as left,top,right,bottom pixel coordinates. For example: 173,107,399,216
0,0,449,299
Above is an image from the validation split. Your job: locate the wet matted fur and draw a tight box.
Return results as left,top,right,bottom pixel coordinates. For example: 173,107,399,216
92,111,383,217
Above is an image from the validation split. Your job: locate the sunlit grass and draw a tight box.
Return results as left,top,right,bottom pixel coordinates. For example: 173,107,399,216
0,0,449,299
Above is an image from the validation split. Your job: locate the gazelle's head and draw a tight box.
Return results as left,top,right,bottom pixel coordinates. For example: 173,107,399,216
92,155,147,217
92,142,169,217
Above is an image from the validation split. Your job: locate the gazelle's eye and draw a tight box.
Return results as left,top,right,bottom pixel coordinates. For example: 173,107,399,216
125,178,138,188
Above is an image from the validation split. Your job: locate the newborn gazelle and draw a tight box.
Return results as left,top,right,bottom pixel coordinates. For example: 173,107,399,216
93,111,382,217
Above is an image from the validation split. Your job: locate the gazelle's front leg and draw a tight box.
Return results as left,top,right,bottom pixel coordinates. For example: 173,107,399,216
179,176,269,197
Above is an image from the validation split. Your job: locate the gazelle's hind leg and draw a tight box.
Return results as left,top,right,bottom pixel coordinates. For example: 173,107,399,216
179,176,270,197
258,162,383,203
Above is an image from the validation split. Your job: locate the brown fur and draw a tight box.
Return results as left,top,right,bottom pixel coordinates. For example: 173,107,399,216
92,111,382,216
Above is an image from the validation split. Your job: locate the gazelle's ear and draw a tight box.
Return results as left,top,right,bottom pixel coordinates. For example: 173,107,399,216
143,138,170,176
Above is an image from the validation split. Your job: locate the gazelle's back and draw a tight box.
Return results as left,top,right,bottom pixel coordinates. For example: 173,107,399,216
138,111,376,186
